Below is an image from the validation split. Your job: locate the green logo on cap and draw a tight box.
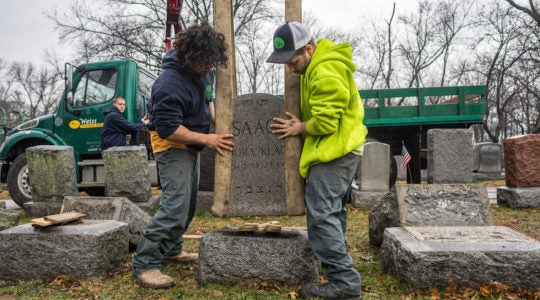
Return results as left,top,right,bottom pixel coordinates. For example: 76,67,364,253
274,37,285,50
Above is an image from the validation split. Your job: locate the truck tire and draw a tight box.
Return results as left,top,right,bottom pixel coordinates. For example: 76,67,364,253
7,153,32,207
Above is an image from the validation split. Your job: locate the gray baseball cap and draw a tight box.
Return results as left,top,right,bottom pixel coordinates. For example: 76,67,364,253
266,22,311,64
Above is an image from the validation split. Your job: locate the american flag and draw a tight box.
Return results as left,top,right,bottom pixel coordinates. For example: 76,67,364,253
401,144,411,171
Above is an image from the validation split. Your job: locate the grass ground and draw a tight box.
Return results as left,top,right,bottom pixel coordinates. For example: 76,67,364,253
0,181,538,300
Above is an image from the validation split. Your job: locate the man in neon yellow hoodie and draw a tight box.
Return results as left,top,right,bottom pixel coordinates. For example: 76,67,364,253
268,22,366,300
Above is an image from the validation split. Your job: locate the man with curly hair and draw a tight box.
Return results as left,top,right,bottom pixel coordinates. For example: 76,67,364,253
132,23,233,289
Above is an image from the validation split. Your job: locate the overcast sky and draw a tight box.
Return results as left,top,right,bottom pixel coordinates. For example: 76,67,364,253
0,0,417,66
0,0,73,65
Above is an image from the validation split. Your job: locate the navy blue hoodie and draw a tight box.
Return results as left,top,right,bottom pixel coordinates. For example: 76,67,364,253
100,105,146,150
147,50,213,152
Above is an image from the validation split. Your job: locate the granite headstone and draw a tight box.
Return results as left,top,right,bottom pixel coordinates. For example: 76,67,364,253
427,129,473,183
504,134,540,187
228,93,287,216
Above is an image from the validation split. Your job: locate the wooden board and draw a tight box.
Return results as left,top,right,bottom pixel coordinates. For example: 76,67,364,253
44,212,86,224
31,217,54,227
31,211,86,227
284,0,306,216
211,0,236,217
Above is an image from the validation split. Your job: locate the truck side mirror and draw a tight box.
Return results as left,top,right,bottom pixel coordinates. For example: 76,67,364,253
66,91,74,105
65,64,74,105
65,64,74,91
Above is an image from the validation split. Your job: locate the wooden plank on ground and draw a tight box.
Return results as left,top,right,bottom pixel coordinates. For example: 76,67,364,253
182,226,307,240
183,234,202,240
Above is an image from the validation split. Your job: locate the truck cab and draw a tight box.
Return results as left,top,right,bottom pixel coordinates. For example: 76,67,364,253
0,59,157,207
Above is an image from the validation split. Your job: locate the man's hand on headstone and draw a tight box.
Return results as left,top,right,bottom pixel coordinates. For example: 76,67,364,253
205,133,234,156
270,111,304,139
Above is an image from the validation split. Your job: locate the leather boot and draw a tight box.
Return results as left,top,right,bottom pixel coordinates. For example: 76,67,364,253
133,269,174,289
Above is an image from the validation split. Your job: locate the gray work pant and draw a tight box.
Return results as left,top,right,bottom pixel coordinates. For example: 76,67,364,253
305,152,362,295
132,148,199,274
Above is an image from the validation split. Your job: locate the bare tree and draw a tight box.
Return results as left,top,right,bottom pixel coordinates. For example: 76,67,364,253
182,0,213,25
49,0,167,71
474,1,533,142
355,4,397,90
236,20,272,93
505,0,540,133
9,62,62,119
505,0,540,25
0,59,16,109
435,0,475,87
398,1,446,90
49,0,278,92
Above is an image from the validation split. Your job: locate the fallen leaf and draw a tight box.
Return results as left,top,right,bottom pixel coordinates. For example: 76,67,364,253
287,291,299,298
478,285,491,297
50,275,70,286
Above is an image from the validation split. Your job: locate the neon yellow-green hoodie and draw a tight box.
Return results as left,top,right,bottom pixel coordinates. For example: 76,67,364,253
299,38,368,178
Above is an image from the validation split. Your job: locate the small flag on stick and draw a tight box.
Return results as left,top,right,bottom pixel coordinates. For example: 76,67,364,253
401,144,411,171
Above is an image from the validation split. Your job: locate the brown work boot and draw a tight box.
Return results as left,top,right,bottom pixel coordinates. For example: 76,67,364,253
133,269,174,289
163,251,199,263
299,283,362,299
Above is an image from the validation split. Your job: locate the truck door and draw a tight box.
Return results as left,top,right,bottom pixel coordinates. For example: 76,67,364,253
58,68,118,157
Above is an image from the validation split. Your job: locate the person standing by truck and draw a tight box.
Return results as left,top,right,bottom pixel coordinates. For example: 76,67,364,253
100,96,148,150
132,22,233,289
267,22,366,300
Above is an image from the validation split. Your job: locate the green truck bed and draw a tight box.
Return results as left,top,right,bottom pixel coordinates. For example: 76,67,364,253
358,85,487,184
361,85,487,127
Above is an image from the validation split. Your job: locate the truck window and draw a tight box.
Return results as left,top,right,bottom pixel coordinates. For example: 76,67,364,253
137,71,154,118
72,69,117,108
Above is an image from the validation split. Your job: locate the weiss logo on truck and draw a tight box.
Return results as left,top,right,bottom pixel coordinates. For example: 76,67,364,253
69,118,104,129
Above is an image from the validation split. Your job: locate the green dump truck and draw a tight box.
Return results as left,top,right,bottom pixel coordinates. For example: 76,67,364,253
0,59,158,207
360,85,487,184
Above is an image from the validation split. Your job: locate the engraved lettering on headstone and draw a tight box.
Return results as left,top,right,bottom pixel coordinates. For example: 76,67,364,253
229,94,287,216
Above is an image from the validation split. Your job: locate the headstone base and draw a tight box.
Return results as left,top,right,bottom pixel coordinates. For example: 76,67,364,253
196,191,213,213
497,186,540,208
23,201,63,217
134,195,160,213
0,220,129,281
368,184,493,247
351,189,387,208
381,226,540,290
61,196,151,247
473,172,505,181
196,227,320,285
0,208,20,231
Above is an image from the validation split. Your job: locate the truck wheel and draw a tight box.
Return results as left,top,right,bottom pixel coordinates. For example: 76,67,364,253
7,153,32,207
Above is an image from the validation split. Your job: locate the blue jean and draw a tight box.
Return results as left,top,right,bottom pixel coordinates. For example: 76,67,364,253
305,152,361,295
132,148,199,274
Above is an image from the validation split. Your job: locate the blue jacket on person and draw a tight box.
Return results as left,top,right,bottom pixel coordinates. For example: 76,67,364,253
100,105,146,151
